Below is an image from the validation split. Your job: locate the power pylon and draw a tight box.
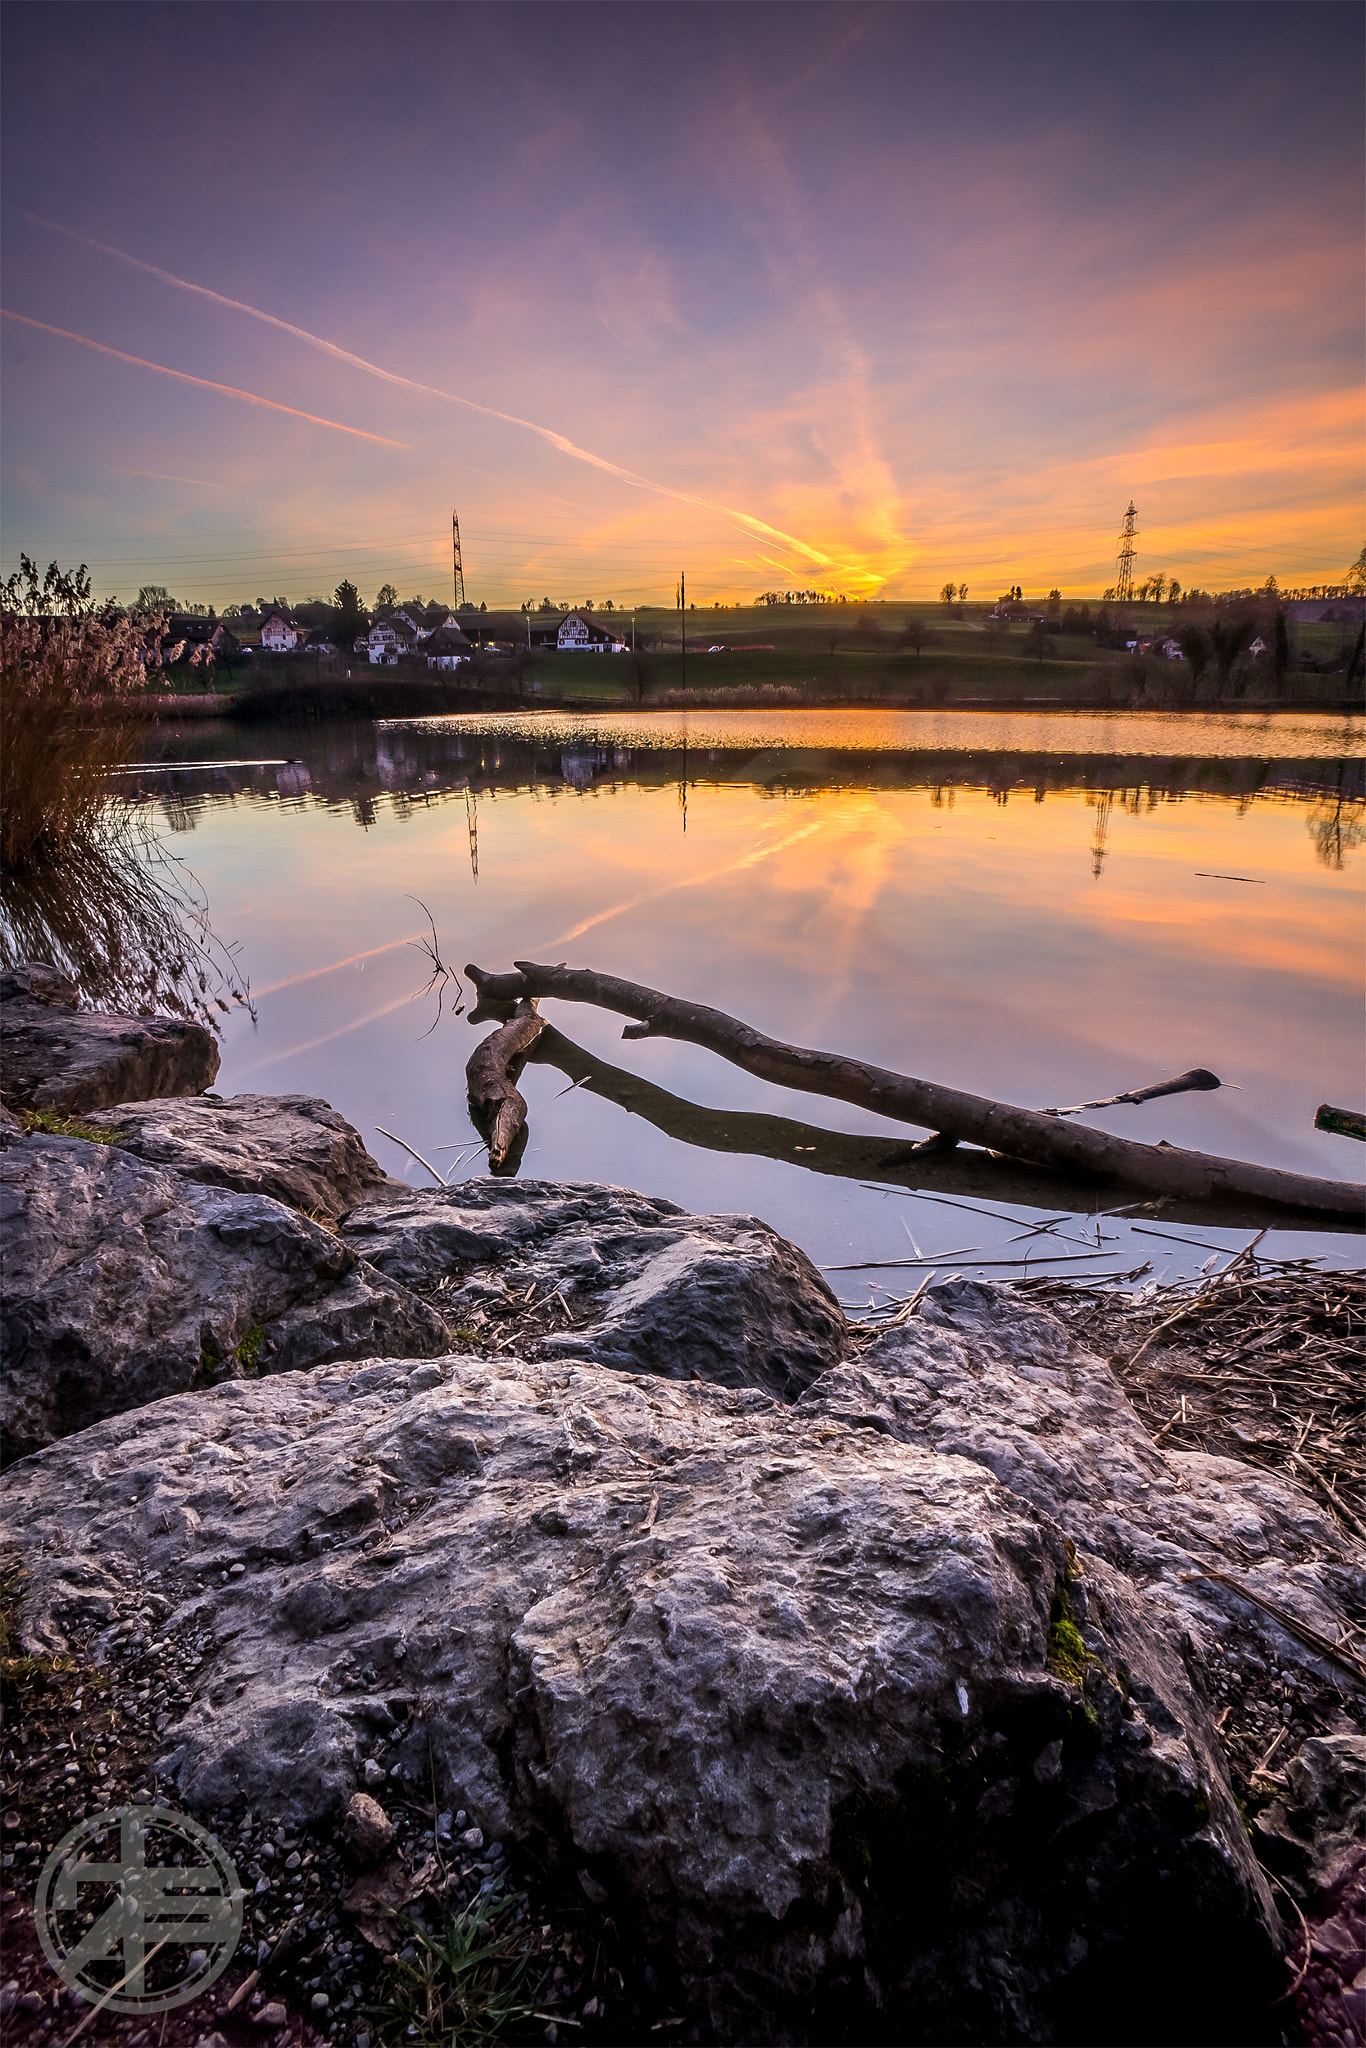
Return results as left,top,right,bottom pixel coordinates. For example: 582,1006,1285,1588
452,512,467,608
1115,503,1138,606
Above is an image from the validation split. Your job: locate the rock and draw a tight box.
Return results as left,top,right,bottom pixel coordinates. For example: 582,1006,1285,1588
0,960,219,1113
96,1092,403,1218
0,1130,449,1463
254,2002,288,2028
342,1792,397,1867
1294,1841,1366,2048
4,1339,1283,2044
800,1279,1363,1683
340,1178,847,1399
1255,1733,1366,1889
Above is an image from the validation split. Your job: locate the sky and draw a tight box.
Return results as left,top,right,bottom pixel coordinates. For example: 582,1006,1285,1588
1,0,1362,609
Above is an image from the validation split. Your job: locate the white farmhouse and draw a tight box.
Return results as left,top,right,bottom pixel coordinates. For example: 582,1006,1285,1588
424,624,474,671
367,618,419,665
557,610,626,653
259,609,307,652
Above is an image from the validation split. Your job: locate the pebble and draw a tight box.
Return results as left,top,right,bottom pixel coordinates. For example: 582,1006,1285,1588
255,2002,288,2028
460,1826,484,1851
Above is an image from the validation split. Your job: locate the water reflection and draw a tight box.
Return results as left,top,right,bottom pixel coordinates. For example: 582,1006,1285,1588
126,708,1363,1285
136,713,1365,882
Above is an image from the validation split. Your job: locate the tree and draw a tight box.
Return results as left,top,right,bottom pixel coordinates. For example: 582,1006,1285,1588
1348,546,1366,596
1167,579,1183,606
135,584,177,614
1208,616,1257,695
1023,620,1055,663
1179,625,1211,690
375,583,398,608
1046,589,1061,613
900,618,940,658
939,582,958,610
1273,607,1290,688
958,583,968,604
1346,622,1365,689
333,579,366,645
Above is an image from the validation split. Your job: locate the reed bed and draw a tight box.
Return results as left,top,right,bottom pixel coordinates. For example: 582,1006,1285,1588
1,560,247,1027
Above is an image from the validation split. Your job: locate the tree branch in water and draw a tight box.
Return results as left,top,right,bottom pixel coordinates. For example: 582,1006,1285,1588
465,960,1363,1219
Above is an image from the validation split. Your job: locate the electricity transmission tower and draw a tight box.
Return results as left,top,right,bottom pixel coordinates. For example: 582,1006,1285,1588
452,512,467,608
1115,502,1138,606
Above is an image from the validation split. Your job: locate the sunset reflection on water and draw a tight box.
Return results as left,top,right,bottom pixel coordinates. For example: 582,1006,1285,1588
139,709,1364,1288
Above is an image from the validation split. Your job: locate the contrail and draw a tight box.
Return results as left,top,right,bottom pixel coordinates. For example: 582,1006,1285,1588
10,206,846,574
1,309,409,446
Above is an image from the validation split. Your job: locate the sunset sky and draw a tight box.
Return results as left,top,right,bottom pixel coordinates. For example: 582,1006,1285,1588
2,1,1361,608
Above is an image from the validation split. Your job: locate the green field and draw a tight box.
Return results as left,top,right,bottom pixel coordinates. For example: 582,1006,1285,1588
198,600,1363,712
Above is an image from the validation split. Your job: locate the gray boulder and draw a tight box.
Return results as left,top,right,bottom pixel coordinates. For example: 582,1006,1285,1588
1254,1733,1366,1890
96,1092,403,1218
340,1178,847,1399
0,1130,448,1463
802,1280,1363,1684
0,961,218,1113
4,1346,1283,2044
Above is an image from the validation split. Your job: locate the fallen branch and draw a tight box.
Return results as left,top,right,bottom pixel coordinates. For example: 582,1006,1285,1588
520,1025,1357,1229
1316,1103,1366,1142
466,997,544,1172
466,961,1364,1218
1040,1068,1221,1117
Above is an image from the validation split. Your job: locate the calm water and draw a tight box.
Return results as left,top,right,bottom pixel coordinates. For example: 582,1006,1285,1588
136,707,1365,1299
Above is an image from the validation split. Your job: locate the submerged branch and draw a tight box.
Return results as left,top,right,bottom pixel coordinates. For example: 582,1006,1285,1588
467,959,1363,1220
520,1023,1364,1232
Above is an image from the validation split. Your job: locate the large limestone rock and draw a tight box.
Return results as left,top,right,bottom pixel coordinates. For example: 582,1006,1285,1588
0,1129,448,1463
0,962,219,1112
4,1347,1284,2044
801,1280,1365,1686
96,1092,402,1217
340,1178,847,1399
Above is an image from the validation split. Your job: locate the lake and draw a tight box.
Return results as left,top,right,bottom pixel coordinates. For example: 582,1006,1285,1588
132,706,1365,1303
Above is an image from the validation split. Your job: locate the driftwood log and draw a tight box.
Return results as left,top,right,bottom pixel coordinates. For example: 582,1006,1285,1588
1316,1104,1366,1143
466,960,1364,1220
465,997,544,1172
521,1023,1365,1233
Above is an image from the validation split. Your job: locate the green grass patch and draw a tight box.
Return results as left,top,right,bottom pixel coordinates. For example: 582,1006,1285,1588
15,1106,122,1144
371,1886,540,2048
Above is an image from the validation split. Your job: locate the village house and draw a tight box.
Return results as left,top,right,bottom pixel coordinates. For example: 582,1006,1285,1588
556,609,627,653
162,615,243,662
424,623,474,670
259,608,308,652
366,617,420,665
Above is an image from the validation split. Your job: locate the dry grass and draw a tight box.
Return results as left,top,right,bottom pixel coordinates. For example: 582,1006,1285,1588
1021,1259,1365,1539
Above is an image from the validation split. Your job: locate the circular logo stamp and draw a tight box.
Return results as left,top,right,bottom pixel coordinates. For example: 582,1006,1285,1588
35,1805,244,2014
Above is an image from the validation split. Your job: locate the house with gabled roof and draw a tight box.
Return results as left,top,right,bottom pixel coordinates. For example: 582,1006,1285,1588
557,610,627,653
424,623,475,671
260,608,307,652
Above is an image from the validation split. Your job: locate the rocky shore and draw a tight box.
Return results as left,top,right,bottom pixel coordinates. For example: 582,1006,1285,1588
1,965,1362,2048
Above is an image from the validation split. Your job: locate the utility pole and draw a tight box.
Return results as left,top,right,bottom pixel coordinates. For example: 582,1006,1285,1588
452,512,467,609
678,570,686,692
1115,503,1138,609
